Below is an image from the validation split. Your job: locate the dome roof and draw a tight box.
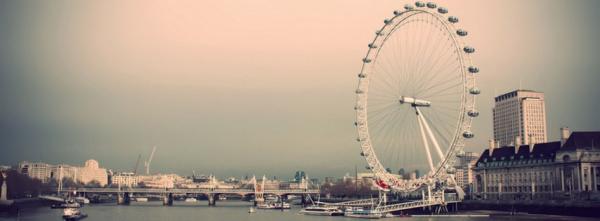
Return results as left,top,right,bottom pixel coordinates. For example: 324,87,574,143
85,159,99,169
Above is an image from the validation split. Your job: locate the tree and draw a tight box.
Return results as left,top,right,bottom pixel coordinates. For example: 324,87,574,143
85,180,102,188
2,169,45,199
62,177,83,188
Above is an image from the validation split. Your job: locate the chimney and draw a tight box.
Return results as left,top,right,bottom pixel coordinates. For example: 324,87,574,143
528,134,535,153
488,139,495,156
514,135,522,154
560,127,571,147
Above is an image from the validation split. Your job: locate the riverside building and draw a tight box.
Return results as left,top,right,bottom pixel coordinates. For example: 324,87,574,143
473,128,600,200
18,159,108,186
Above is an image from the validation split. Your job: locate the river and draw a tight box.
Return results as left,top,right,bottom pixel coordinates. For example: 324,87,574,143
1,201,598,221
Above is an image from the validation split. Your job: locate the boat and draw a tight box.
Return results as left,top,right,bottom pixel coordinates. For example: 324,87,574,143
218,195,227,200
248,207,255,213
134,197,148,202
62,207,87,221
299,206,344,216
74,197,90,204
344,207,384,219
51,199,81,209
274,202,291,209
256,201,290,209
256,203,275,209
265,195,278,201
184,197,198,203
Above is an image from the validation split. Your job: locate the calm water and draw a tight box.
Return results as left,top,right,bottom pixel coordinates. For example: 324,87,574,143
1,201,598,221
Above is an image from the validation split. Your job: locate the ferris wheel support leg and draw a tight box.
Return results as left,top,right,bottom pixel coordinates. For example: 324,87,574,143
415,108,445,161
416,108,435,173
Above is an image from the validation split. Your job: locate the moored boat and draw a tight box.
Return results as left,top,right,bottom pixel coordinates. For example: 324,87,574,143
344,207,384,219
134,197,148,202
74,197,90,204
256,203,275,209
52,199,81,209
299,206,344,216
256,201,290,209
184,197,198,203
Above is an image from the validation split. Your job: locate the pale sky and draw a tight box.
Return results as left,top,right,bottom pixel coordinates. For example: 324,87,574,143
1,0,599,179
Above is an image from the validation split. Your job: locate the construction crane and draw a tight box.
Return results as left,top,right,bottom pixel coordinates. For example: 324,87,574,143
144,146,157,175
133,154,142,175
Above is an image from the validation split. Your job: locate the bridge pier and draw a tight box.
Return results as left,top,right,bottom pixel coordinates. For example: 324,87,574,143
163,193,174,206
301,195,306,207
117,192,131,205
208,194,216,206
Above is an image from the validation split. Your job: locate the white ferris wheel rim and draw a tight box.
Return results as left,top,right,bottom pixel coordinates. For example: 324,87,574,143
354,3,478,192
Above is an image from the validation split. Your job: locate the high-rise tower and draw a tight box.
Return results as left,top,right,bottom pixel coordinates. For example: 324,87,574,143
492,89,547,147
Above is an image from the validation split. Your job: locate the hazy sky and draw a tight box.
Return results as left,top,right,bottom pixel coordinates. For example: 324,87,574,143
1,0,599,179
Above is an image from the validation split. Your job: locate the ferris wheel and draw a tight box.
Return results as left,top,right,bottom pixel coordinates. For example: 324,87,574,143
354,1,479,193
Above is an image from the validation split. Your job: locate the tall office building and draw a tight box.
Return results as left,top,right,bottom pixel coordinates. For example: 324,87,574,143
492,89,547,147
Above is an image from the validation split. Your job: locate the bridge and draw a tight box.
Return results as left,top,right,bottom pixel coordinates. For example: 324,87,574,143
375,194,459,213
319,198,378,207
59,187,320,206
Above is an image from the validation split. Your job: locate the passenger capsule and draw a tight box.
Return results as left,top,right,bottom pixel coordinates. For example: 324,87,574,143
456,29,468,36
363,58,372,63
463,131,474,138
357,137,365,142
463,46,475,53
368,43,378,49
426,2,437,9
365,166,373,170
468,66,479,73
356,89,364,94
415,1,426,7
469,87,481,95
448,16,459,23
468,110,479,117
375,30,385,36
394,10,402,16
404,4,414,10
384,19,392,25
360,152,366,156
358,73,367,78
354,105,364,110
437,7,448,14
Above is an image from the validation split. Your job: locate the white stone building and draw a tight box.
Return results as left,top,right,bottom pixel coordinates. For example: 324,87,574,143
18,162,52,183
76,159,108,186
19,159,108,186
473,129,600,200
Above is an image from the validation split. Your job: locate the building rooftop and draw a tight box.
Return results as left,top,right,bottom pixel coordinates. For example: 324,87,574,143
494,89,543,102
476,141,560,165
562,131,600,150
475,131,600,166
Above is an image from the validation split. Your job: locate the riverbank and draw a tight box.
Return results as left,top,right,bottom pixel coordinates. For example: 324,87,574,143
0,198,48,214
461,199,600,218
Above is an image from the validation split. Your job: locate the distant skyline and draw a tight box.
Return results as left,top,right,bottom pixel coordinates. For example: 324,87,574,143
1,0,599,179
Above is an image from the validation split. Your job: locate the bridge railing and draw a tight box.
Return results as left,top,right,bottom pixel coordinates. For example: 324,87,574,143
320,198,378,207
